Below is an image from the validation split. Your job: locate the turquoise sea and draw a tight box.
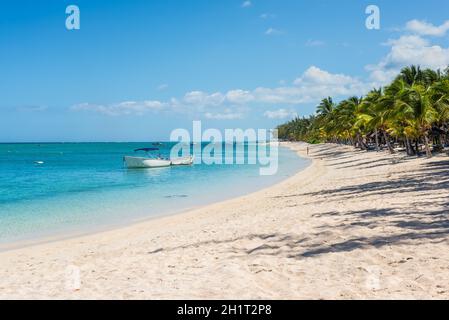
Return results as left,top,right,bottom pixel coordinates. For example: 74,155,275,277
0,143,309,245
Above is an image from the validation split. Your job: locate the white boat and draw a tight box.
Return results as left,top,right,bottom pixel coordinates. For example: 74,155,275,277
171,155,194,166
124,156,171,168
124,147,171,169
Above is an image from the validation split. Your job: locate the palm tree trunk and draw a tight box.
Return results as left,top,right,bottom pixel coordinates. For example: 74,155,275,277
424,134,432,158
435,130,443,152
361,136,369,150
375,129,379,152
405,136,410,155
405,135,415,156
382,130,395,154
356,133,368,150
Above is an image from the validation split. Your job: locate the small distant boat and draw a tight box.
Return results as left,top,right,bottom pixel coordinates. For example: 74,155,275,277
34,161,44,165
171,155,194,166
124,148,171,169
152,142,164,146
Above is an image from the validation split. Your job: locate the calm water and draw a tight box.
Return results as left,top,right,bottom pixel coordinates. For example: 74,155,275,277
0,143,309,244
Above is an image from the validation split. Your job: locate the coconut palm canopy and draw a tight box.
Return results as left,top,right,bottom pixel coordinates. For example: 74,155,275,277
277,65,449,158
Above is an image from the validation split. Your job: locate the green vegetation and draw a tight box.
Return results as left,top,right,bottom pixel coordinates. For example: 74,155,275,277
277,66,449,157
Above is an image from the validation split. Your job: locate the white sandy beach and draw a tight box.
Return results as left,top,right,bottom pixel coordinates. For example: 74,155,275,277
0,142,448,299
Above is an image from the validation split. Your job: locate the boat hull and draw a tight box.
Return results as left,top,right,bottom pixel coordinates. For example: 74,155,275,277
124,156,171,168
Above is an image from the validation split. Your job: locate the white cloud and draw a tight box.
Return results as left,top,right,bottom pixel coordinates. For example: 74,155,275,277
241,1,252,8
260,13,275,19
252,87,304,104
305,39,325,47
71,103,110,115
405,19,449,37
366,34,449,84
72,66,372,118
386,35,449,69
171,70,367,115
265,28,283,36
71,101,165,116
204,111,244,120
70,18,449,121
249,67,370,105
226,89,255,104
294,66,356,86
263,108,297,119
293,66,370,99
364,19,449,85
183,91,225,108
156,84,168,91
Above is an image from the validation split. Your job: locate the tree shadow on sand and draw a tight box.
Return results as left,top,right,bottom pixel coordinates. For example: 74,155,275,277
147,203,449,260
146,158,449,261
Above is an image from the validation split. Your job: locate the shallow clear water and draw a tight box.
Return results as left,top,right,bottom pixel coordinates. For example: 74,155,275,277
0,143,309,244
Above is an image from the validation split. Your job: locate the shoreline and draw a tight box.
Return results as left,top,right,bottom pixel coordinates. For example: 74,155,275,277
0,144,310,253
1,142,448,299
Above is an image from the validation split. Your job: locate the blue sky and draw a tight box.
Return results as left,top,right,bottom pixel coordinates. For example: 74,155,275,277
1,0,449,141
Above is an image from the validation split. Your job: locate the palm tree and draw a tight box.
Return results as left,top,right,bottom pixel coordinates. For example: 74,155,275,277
276,65,449,158
344,96,368,150
428,79,449,148
317,97,334,117
357,88,383,151
379,79,413,154
397,65,423,86
397,83,439,157
316,97,336,142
